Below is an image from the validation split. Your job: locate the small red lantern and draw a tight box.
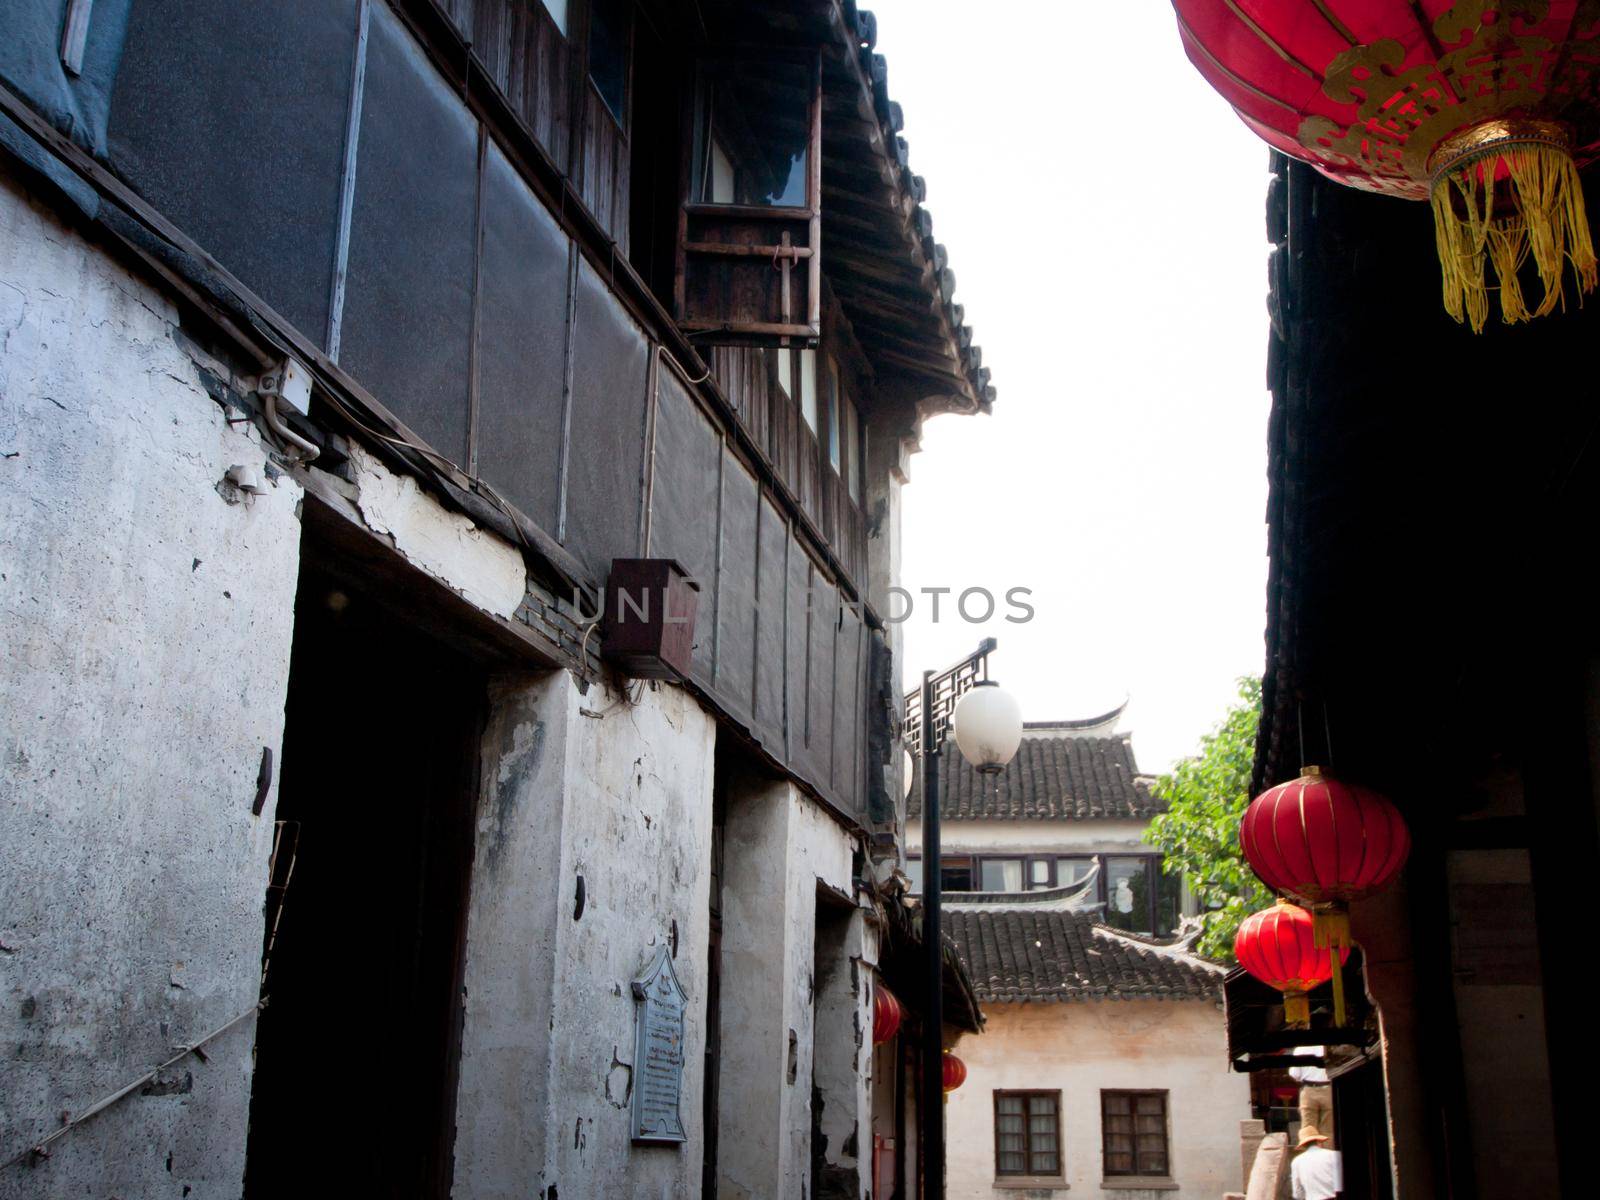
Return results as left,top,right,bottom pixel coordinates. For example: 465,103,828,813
873,982,902,1046
941,1051,967,1094
1240,765,1408,1025
1235,900,1348,1029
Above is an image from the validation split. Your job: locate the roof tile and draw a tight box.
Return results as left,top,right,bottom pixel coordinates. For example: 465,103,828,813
945,909,1220,1004
909,735,1162,821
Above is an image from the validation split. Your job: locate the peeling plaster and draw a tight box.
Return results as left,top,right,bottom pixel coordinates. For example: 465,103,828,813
348,443,526,618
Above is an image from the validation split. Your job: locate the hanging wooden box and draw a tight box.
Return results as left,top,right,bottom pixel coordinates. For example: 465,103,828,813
604,559,701,680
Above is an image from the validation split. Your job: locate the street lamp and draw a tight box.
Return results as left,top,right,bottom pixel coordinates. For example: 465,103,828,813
904,638,1023,1198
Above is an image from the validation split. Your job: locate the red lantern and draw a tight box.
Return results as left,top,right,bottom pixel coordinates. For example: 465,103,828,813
941,1051,967,1094
1240,766,1410,904
873,982,902,1046
1235,900,1349,1029
1240,765,1408,1025
1171,1,1600,331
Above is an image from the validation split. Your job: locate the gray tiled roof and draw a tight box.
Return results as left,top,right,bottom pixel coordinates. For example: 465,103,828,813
945,908,1221,1004
908,735,1163,821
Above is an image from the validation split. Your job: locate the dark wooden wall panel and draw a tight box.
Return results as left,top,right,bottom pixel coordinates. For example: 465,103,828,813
471,0,569,167
108,0,356,345
576,87,630,251
715,449,759,723
755,497,789,752
805,568,837,788
340,1,478,467
785,540,812,766
563,258,649,579
833,606,862,802
650,369,720,685
475,142,570,533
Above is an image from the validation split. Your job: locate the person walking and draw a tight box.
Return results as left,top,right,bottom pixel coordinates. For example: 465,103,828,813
1290,1130,1342,1200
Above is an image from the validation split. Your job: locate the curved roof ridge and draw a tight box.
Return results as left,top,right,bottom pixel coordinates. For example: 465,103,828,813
1022,696,1131,732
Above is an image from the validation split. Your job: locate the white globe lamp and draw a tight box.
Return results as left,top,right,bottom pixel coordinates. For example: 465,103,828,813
951,681,1022,775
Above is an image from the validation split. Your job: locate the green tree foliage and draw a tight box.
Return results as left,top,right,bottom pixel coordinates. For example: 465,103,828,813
1144,677,1263,962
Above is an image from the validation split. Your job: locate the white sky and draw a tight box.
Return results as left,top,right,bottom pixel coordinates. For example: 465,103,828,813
874,1,1272,773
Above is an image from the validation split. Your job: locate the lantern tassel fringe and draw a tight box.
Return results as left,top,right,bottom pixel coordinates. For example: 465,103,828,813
1312,907,1351,1028
1432,142,1598,333
1283,991,1311,1030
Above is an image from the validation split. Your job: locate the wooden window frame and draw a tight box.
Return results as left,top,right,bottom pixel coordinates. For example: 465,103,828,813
994,1090,1063,1179
676,50,823,341
1100,1089,1171,1179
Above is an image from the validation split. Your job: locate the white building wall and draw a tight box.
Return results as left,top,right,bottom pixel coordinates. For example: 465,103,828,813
453,671,718,1200
945,1001,1250,1200
0,168,303,1198
717,775,870,1200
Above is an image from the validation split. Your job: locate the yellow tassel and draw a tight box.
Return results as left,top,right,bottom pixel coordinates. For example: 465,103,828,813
1429,138,1598,333
1312,907,1350,1028
1284,991,1311,1030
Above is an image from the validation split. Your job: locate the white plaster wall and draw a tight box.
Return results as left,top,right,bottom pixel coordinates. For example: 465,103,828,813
454,672,717,1200
0,168,303,1196
717,777,863,1200
907,819,1154,856
453,671,572,1199
944,1001,1250,1200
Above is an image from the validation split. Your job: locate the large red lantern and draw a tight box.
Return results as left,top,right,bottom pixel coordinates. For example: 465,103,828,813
1171,1,1600,331
873,982,903,1046
941,1051,967,1094
1240,765,1409,1024
1235,900,1349,1028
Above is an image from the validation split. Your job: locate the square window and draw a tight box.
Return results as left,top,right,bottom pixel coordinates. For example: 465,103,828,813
995,1091,1061,1177
1101,1090,1169,1178
941,858,974,892
980,859,1024,893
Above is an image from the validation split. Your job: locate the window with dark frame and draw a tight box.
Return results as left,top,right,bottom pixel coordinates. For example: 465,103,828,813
995,1091,1061,1177
940,857,974,892
1101,1090,1170,1178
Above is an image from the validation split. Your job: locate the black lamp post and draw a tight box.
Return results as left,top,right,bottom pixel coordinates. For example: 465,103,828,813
903,638,1022,1198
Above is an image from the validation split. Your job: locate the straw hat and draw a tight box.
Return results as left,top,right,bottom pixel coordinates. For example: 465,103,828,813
1295,1128,1330,1150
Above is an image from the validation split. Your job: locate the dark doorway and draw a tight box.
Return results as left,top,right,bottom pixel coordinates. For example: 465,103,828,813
244,565,485,1198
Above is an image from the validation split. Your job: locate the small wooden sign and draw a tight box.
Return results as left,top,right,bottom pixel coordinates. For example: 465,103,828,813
631,944,688,1145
